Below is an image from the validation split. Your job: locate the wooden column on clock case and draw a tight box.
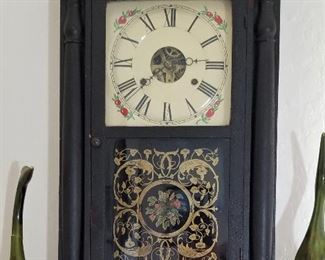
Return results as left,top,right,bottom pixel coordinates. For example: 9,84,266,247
251,0,278,259
60,0,84,259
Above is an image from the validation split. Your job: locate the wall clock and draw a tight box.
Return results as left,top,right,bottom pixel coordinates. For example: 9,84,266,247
60,0,280,259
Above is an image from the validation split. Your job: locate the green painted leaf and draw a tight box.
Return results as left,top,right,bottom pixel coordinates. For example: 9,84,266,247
147,196,157,206
145,208,155,215
176,193,184,199
156,215,164,227
162,220,169,230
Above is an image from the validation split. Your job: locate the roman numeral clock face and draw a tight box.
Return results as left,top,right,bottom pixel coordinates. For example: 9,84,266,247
106,1,232,126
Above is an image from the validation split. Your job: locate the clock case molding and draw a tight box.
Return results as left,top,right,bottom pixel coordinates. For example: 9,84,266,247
59,0,280,259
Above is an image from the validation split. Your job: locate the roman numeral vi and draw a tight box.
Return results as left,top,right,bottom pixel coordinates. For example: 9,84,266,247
163,102,172,121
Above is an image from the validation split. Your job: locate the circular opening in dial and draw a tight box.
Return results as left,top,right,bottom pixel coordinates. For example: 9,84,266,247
150,46,186,83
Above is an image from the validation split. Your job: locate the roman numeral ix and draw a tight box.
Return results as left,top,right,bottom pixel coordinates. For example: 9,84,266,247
164,8,176,27
201,35,218,48
197,81,218,98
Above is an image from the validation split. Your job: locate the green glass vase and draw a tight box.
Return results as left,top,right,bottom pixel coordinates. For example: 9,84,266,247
295,133,325,260
10,166,33,260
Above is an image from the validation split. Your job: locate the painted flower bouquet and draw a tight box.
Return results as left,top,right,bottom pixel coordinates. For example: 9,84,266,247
112,94,134,120
113,8,141,32
145,190,187,230
196,94,224,124
199,6,228,33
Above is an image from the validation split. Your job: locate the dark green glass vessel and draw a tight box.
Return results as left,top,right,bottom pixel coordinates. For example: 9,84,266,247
10,166,33,260
295,133,325,260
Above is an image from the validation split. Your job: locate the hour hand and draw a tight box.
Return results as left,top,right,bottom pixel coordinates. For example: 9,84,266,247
140,68,164,86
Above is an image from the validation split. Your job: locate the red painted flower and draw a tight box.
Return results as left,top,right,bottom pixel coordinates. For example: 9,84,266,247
214,15,223,25
206,108,215,118
121,108,128,116
118,16,127,24
172,199,181,209
115,99,121,106
207,11,213,17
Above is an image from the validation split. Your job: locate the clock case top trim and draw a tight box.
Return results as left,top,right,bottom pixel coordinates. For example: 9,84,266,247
59,0,280,259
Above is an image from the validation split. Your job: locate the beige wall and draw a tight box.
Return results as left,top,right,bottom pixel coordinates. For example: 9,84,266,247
0,1,60,259
1,1,325,260
276,0,325,259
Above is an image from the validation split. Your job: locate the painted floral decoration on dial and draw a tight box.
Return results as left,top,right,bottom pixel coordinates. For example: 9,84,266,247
113,8,141,31
106,1,232,126
199,6,228,32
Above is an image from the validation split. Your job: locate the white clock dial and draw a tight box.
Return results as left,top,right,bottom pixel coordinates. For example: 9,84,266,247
106,1,232,126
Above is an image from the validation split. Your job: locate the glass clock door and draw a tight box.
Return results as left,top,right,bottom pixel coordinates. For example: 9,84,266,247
103,138,229,260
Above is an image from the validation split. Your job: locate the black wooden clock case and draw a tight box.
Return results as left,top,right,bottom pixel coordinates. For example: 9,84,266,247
59,0,280,259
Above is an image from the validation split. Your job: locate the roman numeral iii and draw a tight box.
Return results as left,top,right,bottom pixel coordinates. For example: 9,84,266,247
164,8,176,27
197,81,218,98
205,61,224,70
201,35,219,48
113,58,132,68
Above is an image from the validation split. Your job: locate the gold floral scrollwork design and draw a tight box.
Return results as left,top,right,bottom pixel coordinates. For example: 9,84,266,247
152,149,181,178
114,159,154,208
151,239,178,259
177,210,218,258
191,148,220,166
113,209,153,257
114,148,142,166
113,148,221,259
178,159,219,209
